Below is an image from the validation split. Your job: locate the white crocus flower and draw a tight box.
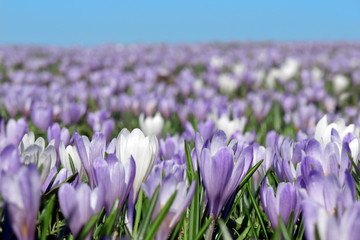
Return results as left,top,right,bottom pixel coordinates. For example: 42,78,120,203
279,58,299,81
219,74,238,94
210,56,224,69
265,68,280,89
315,115,360,162
232,63,245,77
139,112,164,136
18,132,56,183
312,67,324,81
59,142,82,175
116,128,159,197
333,74,349,94
214,114,247,139
193,79,203,93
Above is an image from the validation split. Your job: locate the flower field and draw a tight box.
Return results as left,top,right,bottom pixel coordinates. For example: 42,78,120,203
0,42,360,239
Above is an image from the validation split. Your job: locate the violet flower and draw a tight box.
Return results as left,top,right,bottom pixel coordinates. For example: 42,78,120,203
198,130,253,218
30,102,53,130
93,154,135,213
58,183,104,239
1,165,41,240
260,181,303,228
74,132,106,188
143,164,195,240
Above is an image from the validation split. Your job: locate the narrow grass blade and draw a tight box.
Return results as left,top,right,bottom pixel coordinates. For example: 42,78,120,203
247,184,268,240
133,189,144,236
136,186,160,239
76,209,104,240
144,191,177,240
218,219,232,240
195,216,213,240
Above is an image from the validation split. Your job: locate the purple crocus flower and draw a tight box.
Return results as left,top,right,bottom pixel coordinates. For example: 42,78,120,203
60,101,86,125
198,130,253,218
87,110,115,141
0,145,22,178
260,181,303,228
198,119,215,142
143,167,195,240
0,118,28,152
93,154,135,213
30,102,53,130
159,135,180,160
303,201,360,240
74,132,106,188
47,123,70,149
303,170,355,216
1,165,41,240
58,183,104,239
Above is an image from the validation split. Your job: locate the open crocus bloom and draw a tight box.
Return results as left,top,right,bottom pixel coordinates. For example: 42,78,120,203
314,115,360,163
139,112,164,137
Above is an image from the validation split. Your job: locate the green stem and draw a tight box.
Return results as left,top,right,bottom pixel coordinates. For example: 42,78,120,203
205,219,216,240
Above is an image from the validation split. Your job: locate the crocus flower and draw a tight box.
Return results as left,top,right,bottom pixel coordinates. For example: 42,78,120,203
74,132,106,188
332,74,349,94
116,128,158,197
143,164,195,240
198,119,215,142
116,128,158,228
314,115,359,163
303,170,355,216
218,73,238,94
303,201,360,240
87,110,115,141
214,114,247,139
159,135,180,160
58,183,104,239
260,181,303,228
0,118,28,152
198,130,253,218
139,112,164,137
47,123,70,149
1,165,41,240
59,141,83,175
18,133,57,186
93,154,135,213
30,102,53,130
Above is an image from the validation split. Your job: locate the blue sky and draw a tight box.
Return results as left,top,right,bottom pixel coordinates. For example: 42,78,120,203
1,0,360,45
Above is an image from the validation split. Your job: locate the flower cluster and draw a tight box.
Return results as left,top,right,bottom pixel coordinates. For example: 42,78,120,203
0,43,360,239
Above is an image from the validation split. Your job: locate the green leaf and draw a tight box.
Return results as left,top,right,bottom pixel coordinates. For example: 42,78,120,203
144,191,177,240
43,172,78,199
40,195,56,240
189,180,201,240
194,216,213,240
99,202,119,237
247,184,268,240
239,160,264,190
237,221,252,240
278,217,291,240
133,189,144,236
295,217,305,240
68,155,77,174
136,186,160,239
184,140,195,182
287,211,295,235
76,209,104,240
169,213,186,240
218,219,232,240
350,156,360,177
